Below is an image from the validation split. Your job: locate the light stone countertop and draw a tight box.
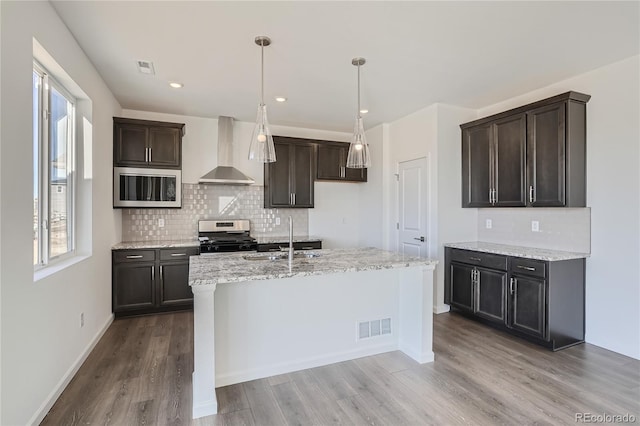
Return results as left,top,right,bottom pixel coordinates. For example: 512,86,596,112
112,239,200,250
254,235,322,245
445,241,590,261
189,247,437,286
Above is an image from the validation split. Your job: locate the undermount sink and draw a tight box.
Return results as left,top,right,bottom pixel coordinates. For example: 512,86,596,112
243,251,321,261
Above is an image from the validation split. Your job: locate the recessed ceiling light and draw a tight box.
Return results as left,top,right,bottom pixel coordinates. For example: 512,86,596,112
360,109,369,114
169,82,183,89
275,97,287,102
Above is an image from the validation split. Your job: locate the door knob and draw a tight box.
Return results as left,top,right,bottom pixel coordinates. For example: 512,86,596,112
413,236,425,242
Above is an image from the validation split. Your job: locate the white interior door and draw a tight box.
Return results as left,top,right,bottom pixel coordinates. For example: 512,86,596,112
398,157,428,258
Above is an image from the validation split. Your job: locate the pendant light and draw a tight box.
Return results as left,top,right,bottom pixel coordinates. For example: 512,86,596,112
248,36,276,163
346,57,371,168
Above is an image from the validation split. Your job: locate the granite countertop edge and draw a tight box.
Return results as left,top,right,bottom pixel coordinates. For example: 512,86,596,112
112,240,200,250
444,241,590,261
189,248,437,287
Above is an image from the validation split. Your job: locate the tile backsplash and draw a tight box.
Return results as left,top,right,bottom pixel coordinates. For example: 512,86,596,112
121,184,309,241
477,208,591,253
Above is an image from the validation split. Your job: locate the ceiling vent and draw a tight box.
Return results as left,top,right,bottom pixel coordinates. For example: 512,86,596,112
136,60,155,75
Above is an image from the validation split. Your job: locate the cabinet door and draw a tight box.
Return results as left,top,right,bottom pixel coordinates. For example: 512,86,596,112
159,262,193,306
527,102,566,207
113,263,155,311
475,268,507,324
265,142,293,207
493,114,526,207
292,144,315,207
462,124,492,207
115,123,148,167
317,144,343,180
148,127,181,168
509,275,547,339
449,262,475,313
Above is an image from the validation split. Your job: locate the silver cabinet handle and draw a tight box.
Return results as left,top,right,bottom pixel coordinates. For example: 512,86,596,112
517,265,536,271
476,270,480,286
170,253,187,257
268,248,280,252
292,193,296,205
529,185,535,203
300,246,315,250
493,189,497,204
470,269,475,283
510,277,515,295
488,189,492,204
126,255,143,259
289,193,293,205
469,257,481,262
152,266,155,281
148,147,152,162
144,148,148,162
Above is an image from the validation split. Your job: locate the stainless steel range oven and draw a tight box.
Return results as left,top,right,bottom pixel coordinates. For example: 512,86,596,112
198,219,257,253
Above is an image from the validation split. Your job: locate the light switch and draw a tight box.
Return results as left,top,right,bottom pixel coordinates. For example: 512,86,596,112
485,219,492,229
275,217,280,225
158,218,165,228
531,220,539,232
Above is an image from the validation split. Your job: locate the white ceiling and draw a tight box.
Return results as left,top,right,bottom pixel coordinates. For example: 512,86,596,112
51,1,638,132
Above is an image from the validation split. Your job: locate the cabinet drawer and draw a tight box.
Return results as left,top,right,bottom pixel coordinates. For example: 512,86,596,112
449,248,507,271
510,257,546,278
160,247,199,261
113,250,156,263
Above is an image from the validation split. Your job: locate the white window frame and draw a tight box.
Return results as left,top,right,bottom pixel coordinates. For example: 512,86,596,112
33,60,77,269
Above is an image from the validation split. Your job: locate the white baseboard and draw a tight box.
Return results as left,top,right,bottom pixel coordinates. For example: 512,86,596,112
398,341,435,364
433,304,450,314
215,342,398,387
28,314,114,426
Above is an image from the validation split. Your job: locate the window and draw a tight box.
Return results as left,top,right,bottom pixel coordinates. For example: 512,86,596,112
33,61,76,267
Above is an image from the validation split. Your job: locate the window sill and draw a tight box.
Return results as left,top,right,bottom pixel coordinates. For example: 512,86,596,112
34,254,91,282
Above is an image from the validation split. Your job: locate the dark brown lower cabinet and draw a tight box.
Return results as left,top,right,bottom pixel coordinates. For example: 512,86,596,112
475,268,507,323
112,247,198,317
508,274,546,339
445,247,585,350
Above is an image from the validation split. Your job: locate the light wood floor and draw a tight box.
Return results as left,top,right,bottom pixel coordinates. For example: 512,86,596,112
42,311,640,425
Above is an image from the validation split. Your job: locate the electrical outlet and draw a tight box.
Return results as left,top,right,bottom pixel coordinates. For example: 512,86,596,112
485,219,492,229
531,220,540,232
275,217,280,225
80,312,84,328
158,218,165,228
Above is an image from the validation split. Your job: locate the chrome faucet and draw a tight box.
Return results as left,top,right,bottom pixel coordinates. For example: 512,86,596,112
288,215,294,267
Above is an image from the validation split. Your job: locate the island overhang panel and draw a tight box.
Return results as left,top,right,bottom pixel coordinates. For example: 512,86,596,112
189,248,437,419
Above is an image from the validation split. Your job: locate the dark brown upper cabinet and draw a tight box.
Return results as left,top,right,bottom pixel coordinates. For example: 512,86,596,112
264,137,315,208
462,115,526,207
461,91,590,208
316,142,367,182
114,117,185,169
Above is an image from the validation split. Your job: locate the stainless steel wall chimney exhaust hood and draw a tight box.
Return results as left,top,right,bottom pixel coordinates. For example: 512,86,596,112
199,116,255,185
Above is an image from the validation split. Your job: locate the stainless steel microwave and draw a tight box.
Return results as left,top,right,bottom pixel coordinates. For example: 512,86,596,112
113,167,182,208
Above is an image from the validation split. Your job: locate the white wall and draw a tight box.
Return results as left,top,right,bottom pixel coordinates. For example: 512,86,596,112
358,124,384,249
476,56,640,359
0,2,122,424
387,105,439,255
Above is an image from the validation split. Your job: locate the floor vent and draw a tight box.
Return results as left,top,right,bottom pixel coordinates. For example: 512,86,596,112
357,318,392,340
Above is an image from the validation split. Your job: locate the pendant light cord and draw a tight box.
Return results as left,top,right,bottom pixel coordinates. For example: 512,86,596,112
357,63,361,119
260,42,265,106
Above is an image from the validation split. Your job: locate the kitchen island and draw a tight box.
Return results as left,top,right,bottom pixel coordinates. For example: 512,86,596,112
189,247,437,419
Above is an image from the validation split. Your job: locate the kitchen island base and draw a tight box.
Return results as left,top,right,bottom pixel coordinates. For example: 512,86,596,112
191,263,435,419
